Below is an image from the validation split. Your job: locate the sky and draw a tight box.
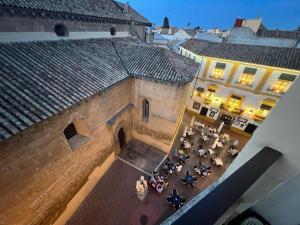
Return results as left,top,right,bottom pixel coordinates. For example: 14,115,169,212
119,0,300,30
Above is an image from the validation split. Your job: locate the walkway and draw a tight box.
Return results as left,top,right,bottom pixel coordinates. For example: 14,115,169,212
67,111,250,225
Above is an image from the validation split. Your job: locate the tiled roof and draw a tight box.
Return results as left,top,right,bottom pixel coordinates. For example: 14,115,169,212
257,29,300,40
114,42,197,83
0,38,197,140
180,39,300,70
0,0,150,24
114,1,149,24
183,29,198,37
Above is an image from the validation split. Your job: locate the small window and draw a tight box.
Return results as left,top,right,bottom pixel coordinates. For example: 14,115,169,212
238,67,257,86
226,94,243,112
212,62,226,80
142,99,150,121
270,73,296,93
204,89,215,104
271,80,290,93
64,123,77,140
239,73,254,85
110,27,116,36
54,24,68,37
64,122,88,151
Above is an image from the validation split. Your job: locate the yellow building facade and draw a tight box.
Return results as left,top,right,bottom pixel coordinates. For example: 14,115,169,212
180,42,300,136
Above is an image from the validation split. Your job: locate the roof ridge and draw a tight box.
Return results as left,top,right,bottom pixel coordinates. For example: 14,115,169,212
188,38,300,51
111,40,131,76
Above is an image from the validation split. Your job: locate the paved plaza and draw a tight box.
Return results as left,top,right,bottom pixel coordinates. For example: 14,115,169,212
67,111,250,225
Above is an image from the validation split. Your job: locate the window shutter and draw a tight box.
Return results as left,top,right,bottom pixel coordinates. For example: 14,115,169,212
260,104,272,110
215,62,226,69
279,73,296,82
244,67,257,74
231,95,242,100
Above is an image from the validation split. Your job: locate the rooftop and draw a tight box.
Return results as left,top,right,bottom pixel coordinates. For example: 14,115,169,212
257,29,300,40
0,38,198,141
0,0,150,24
180,39,300,70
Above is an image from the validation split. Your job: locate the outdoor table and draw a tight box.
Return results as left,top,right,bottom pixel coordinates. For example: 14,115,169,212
183,175,197,187
167,193,185,209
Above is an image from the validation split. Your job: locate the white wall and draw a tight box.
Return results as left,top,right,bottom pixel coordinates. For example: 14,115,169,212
222,76,300,225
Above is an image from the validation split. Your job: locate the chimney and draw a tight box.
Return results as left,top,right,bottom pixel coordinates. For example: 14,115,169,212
234,18,244,28
123,2,130,14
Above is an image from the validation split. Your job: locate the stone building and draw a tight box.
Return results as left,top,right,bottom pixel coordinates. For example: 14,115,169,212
179,38,300,136
0,0,152,42
0,1,198,225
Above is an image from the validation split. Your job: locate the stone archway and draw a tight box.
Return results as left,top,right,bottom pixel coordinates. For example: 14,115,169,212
113,120,130,155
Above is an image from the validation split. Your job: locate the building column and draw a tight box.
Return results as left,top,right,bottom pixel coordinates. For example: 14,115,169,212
201,58,211,81
254,68,273,94
225,62,239,87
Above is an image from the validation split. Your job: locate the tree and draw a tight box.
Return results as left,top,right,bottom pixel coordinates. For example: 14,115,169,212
163,17,170,28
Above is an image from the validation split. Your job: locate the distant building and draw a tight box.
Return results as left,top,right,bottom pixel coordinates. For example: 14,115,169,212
180,39,300,136
229,17,300,48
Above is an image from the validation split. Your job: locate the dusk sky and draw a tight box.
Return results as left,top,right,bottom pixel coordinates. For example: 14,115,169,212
119,0,300,30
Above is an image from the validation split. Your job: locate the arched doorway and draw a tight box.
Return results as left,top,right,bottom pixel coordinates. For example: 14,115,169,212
118,127,126,150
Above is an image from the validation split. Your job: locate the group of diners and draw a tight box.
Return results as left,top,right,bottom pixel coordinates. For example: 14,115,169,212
194,160,212,177
149,118,243,210
149,171,169,194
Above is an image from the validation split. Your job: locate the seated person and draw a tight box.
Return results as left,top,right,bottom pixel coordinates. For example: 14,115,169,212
156,183,163,193
187,127,194,136
176,163,183,174
198,145,208,158
166,157,176,174
211,154,223,166
176,150,190,164
227,147,239,157
199,161,212,172
208,148,214,155
229,140,239,148
181,140,192,149
180,137,186,142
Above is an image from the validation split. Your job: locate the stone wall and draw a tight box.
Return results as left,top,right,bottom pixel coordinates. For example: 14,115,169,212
0,13,148,42
131,79,191,152
0,78,132,225
0,77,191,224
0,13,130,32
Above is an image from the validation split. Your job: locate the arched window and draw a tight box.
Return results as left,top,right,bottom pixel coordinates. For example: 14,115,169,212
54,23,68,37
142,99,150,121
110,27,116,36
